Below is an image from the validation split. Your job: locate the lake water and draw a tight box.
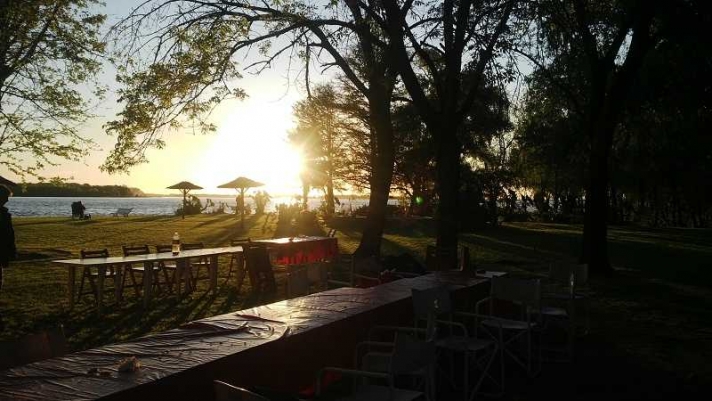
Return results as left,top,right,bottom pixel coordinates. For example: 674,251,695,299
5,196,388,217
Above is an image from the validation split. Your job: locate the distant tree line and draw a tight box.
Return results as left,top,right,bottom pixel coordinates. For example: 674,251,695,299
17,183,144,198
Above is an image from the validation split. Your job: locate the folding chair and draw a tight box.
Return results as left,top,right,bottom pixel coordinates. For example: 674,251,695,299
182,242,211,288
155,244,178,292
476,277,542,384
317,333,436,401
226,238,250,292
327,254,381,288
306,261,329,292
244,244,278,301
539,263,590,359
413,287,502,401
214,380,270,401
285,265,310,298
77,249,120,305
122,245,164,297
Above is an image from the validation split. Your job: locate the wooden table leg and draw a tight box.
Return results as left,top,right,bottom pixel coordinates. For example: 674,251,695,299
68,266,76,309
114,265,123,303
143,262,153,307
97,265,105,315
209,255,218,294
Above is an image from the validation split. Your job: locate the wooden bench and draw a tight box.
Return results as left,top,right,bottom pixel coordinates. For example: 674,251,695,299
110,208,133,217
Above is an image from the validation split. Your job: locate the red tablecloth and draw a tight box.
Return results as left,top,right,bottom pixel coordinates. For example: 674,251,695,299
253,236,338,265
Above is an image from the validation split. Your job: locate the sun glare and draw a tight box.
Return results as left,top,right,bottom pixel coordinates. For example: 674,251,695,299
195,101,304,196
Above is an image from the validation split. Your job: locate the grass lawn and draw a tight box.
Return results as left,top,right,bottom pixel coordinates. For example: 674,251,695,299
2,214,711,398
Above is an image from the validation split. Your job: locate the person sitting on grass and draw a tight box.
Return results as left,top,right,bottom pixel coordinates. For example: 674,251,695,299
0,185,17,331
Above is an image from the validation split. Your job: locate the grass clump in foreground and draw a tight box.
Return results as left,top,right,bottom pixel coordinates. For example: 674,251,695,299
1,214,711,398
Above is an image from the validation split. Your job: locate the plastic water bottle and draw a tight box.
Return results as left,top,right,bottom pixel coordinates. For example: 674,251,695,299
172,232,180,255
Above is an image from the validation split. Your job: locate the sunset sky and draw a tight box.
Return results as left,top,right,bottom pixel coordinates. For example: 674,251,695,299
1,1,311,196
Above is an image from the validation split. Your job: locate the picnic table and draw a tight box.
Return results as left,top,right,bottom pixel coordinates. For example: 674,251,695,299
53,246,243,313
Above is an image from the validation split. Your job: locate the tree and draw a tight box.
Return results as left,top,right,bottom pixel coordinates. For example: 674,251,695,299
0,0,106,178
290,84,349,215
108,1,398,257
382,0,516,266
522,0,688,275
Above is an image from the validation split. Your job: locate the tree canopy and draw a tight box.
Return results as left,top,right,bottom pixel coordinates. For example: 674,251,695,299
0,0,106,178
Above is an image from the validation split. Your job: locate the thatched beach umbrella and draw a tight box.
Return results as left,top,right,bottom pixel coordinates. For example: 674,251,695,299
167,181,203,219
217,176,264,228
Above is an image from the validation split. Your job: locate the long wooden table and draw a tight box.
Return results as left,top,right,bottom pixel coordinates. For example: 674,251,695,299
53,246,244,313
0,272,488,400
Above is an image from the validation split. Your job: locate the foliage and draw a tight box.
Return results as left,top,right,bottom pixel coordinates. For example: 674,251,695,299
0,0,106,178
251,191,271,214
16,181,143,197
175,195,210,216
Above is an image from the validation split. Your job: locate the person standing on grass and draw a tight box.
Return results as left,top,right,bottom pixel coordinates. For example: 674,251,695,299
0,185,17,331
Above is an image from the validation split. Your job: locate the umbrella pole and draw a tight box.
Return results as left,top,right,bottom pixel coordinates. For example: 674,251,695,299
240,188,245,228
182,190,187,219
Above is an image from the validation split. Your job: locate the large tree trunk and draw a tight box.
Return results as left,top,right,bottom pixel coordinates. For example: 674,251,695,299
581,131,614,276
355,89,395,258
581,86,616,276
434,117,460,269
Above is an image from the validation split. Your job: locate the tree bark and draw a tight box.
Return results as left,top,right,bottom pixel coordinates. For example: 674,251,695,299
355,87,395,258
434,117,460,268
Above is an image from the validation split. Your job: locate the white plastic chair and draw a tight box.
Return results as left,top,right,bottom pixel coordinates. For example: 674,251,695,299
413,286,502,401
285,266,311,298
327,254,381,288
539,263,590,359
316,333,436,401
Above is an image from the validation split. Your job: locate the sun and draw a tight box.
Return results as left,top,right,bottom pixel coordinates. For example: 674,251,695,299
194,99,304,195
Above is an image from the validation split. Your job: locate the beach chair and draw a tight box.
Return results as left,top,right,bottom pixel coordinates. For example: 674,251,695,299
111,207,132,217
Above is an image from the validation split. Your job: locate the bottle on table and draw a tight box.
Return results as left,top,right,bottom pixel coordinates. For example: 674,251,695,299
172,232,181,255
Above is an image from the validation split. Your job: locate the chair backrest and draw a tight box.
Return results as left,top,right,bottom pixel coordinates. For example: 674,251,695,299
122,245,150,257
155,244,172,253
425,245,458,271
286,266,310,298
244,244,277,294
80,249,109,259
549,262,588,287
182,242,205,251
389,333,436,376
412,286,451,340
306,262,328,287
0,327,68,370
214,380,270,401
490,277,541,309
